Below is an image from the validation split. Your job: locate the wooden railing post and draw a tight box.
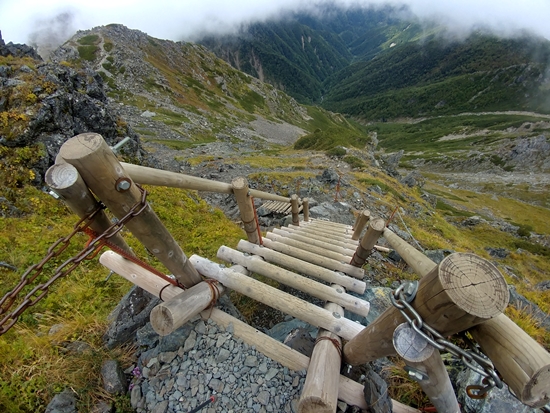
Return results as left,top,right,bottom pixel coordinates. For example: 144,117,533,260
290,194,300,226
377,228,550,406
302,198,309,222
393,323,460,413
351,210,370,241
298,285,343,413
350,217,385,267
58,133,201,288
45,163,133,256
232,177,260,245
343,252,508,365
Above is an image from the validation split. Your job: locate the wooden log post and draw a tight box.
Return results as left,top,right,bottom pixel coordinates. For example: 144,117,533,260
343,253,508,365
237,240,366,294
351,210,370,241
150,281,226,336
382,228,550,405
469,314,550,407
232,177,260,245
291,194,300,226
45,163,133,255
350,218,385,267
393,323,460,413
217,246,370,317
190,254,365,341
303,198,310,222
299,286,344,413
58,133,201,288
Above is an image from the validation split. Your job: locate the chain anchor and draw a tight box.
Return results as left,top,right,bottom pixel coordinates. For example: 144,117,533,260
391,281,503,399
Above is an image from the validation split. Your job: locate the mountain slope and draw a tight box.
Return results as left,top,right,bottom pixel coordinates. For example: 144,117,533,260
50,24,368,162
199,5,425,103
322,34,550,119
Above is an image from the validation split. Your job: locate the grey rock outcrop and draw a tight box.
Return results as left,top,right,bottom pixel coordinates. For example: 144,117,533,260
0,31,41,60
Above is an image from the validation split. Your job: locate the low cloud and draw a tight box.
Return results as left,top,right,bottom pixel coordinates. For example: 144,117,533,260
0,0,549,53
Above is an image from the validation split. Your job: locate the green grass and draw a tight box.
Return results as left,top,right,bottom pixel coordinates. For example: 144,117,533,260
77,35,99,46
77,46,98,62
0,185,244,412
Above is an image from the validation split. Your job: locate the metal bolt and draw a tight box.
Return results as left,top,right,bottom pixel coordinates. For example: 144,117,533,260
115,177,132,192
332,312,341,319
48,190,60,199
336,288,343,294
404,366,429,381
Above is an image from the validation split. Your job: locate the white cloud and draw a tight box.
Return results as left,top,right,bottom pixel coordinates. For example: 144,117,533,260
1,0,549,49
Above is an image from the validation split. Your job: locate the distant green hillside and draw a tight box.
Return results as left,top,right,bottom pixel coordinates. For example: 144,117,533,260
322,34,550,119
199,5,425,103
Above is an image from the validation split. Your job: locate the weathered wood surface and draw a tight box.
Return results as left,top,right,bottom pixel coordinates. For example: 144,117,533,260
121,162,290,202
470,314,550,408
217,246,369,317
232,177,260,245
350,218,385,267
291,194,300,226
237,240,366,294
283,225,359,249
150,281,225,336
374,228,550,405
266,232,354,263
393,323,460,413
303,198,310,222
272,228,355,258
262,238,365,279
100,250,416,412
190,254,364,341
351,210,371,241
59,133,201,287
344,253,508,365
298,287,343,413
45,162,133,255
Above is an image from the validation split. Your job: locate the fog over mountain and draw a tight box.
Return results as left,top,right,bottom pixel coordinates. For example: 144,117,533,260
1,0,550,56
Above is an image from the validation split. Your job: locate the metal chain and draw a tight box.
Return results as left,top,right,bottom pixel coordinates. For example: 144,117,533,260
0,185,149,335
390,281,503,398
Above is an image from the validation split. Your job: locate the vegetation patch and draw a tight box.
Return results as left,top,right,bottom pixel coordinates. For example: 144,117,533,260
77,35,99,46
77,45,99,62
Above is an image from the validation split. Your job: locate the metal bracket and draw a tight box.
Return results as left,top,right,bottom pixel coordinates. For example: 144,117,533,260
404,365,429,382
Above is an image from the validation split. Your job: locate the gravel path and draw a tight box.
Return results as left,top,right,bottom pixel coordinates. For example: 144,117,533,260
130,318,307,413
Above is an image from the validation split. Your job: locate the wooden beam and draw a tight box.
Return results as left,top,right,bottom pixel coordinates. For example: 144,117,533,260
99,250,417,413
382,227,435,277
283,226,359,249
150,281,225,336
232,177,260,245
469,314,550,408
217,246,369,317
393,323,460,413
343,253,508,365
351,210,370,241
190,255,364,341
350,218,385,267
237,240,366,294
262,238,365,279
266,232,354,263
121,162,290,202
59,133,201,287
299,286,344,413
45,162,133,255
272,228,355,258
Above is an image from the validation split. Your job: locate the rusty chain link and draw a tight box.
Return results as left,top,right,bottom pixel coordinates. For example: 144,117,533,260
391,281,503,399
0,185,150,335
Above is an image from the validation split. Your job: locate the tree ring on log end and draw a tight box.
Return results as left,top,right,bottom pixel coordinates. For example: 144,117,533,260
393,323,434,363
439,253,508,318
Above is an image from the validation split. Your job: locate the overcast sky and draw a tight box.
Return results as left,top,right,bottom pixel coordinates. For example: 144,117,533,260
1,0,549,48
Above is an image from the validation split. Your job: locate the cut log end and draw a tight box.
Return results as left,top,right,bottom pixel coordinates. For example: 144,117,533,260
58,132,104,159
298,398,334,413
524,365,550,407
150,306,174,336
439,253,508,318
45,163,79,189
393,323,435,363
